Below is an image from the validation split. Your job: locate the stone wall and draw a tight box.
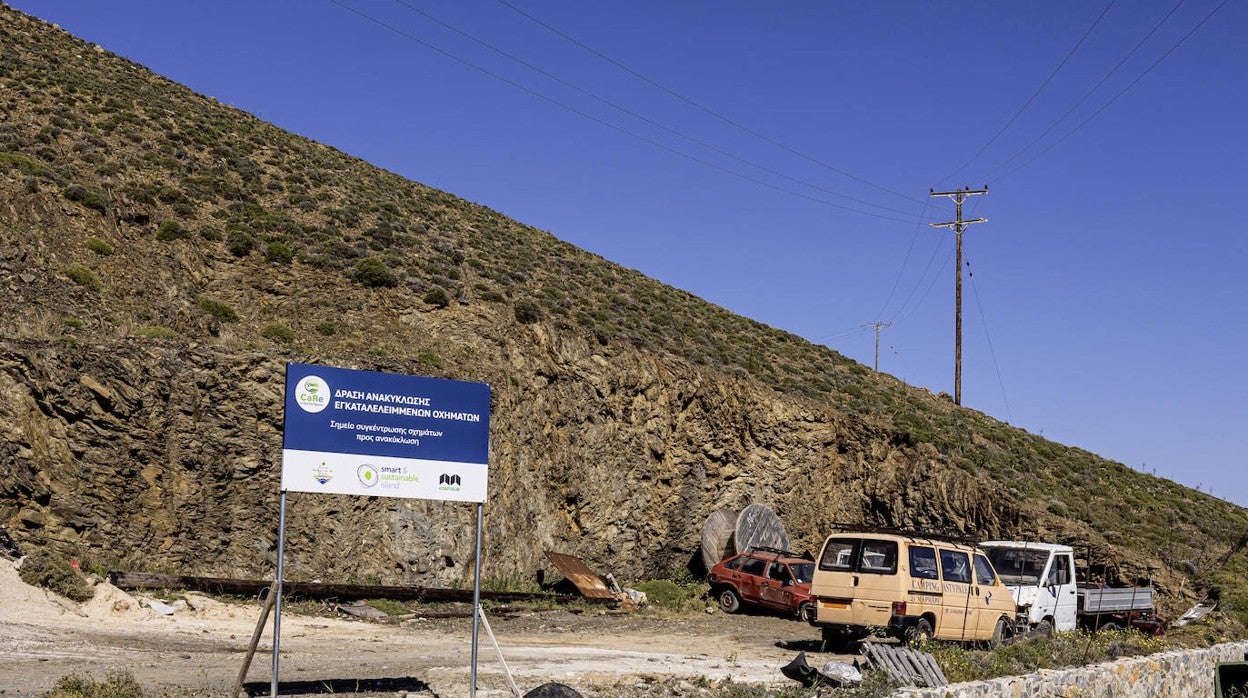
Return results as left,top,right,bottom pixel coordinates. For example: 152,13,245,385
896,641,1248,697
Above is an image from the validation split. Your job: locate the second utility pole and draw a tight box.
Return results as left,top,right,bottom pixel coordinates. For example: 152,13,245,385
930,185,987,405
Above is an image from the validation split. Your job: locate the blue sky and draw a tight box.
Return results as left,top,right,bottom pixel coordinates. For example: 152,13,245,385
12,1,1246,506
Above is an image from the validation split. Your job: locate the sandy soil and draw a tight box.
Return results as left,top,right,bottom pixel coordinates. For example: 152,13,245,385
0,561,850,697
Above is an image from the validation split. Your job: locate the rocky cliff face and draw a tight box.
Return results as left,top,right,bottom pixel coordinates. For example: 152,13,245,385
1,332,1051,589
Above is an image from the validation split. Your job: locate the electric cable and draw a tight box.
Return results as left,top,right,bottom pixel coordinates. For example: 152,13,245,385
493,0,926,207
993,0,1230,183
329,0,923,223
937,0,1118,187
983,0,1189,183
390,0,927,221
966,253,1014,422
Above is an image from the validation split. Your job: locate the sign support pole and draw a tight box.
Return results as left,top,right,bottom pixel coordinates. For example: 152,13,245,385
469,502,484,697
271,490,288,698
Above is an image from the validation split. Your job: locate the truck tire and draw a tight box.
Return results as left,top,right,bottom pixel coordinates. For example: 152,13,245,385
1035,619,1054,637
718,588,742,614
798,602,815,623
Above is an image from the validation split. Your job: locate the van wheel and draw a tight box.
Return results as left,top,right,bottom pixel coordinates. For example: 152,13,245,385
718,588,741,614
798,602,815,623
907,617,934,644
987,618,1008,649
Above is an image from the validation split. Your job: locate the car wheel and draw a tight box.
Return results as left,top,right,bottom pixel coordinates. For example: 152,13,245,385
718,588,741,614
798,602,815,623
907,617,934,644
1099,621,1120,632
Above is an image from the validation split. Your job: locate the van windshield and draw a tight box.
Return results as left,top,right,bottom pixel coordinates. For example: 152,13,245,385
985,547,1049,585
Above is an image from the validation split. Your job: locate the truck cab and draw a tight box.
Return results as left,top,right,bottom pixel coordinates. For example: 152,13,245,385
980,541,1078,633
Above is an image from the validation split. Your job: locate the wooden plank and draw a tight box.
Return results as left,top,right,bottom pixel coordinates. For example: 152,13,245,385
700,508,738,570
861,643,946,688
909,650,943,688
108,571,595,605
232,581,277,698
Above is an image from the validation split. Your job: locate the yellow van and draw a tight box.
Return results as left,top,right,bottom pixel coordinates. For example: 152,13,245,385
808,531,1016,648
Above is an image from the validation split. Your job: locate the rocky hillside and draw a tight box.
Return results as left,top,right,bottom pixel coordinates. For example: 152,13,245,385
1,4,1245,624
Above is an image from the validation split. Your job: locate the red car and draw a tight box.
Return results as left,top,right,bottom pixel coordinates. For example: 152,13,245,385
708,547,815,621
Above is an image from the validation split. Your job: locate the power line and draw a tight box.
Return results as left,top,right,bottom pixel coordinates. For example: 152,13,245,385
493,0,926,207
875,198,932,320
966,253,1013,422
993,0,1231,183
938,0,1118,186
328,0,923,223
983,0,1190,183
388,0,927,221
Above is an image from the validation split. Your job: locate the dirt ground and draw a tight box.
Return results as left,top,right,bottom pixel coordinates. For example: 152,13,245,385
0,562,853,697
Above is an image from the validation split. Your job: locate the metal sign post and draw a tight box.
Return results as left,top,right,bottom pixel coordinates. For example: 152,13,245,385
273,363,491,697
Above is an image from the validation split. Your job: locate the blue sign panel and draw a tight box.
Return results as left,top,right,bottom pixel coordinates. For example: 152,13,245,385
281,363,490,502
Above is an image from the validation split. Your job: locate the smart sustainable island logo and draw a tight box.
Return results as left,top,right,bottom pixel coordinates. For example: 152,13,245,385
294,375,330,413
357,464,379,488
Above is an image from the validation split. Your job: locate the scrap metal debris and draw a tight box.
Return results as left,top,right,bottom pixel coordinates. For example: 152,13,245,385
544,551,636,609
780,651,862,688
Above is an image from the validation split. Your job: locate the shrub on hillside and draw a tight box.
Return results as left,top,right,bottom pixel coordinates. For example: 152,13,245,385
63,264,101,291
514,299,541,324
85,237,114,255
353,258,397,288
261,323,295,344
155,220,189,241
18,549,94,602
265,241,295,265
198,298,239,322
62,183,108,213
226,229,255,257
423,286,451,308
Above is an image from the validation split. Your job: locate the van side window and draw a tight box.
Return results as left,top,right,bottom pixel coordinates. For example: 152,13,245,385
860,540,898,574
940,549,971,583
909,546,939,580
973,554,996,585
819,539,857,571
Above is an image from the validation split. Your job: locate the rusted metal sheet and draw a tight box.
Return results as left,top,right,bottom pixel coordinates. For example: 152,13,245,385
544,551,618,600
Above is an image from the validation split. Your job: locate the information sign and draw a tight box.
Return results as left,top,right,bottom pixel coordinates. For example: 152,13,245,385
281,362,490,502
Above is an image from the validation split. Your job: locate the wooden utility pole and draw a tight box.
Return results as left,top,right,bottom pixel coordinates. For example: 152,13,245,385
862,322,892,371
930,186,987,405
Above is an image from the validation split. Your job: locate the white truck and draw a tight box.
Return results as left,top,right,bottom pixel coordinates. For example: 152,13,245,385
980,541,1163,635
